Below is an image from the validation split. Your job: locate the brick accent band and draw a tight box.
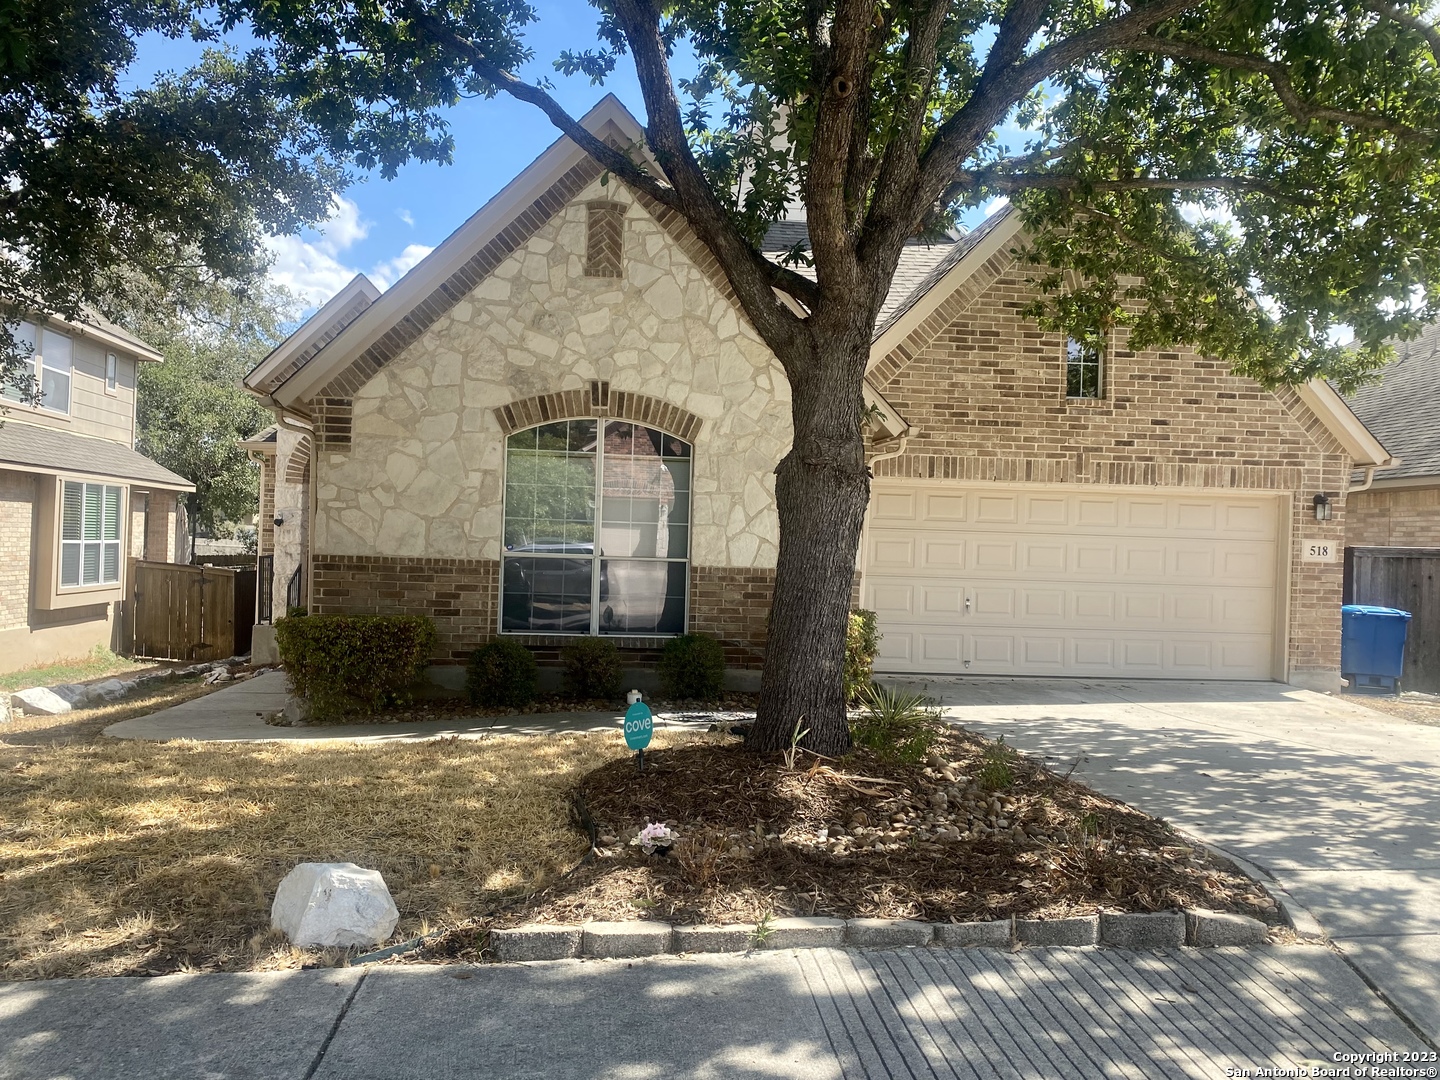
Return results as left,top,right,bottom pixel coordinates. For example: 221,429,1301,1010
311,554,772,667
494,381,704,442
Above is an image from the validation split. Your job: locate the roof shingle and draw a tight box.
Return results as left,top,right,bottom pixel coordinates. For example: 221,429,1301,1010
1345,323,1440,480
0,421,194,490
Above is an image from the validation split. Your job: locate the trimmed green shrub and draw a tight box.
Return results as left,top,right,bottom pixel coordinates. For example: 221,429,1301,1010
844,609,880,702
658,633,726,700
562,637,624,700
275,614,437,721
467,638,539,707
850,683,942,764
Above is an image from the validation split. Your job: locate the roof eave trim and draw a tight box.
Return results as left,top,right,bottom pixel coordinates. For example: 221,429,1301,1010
46,315,164,363
274,95,648,408
1295,378,1395,468
244,274,381,391
867,209,1024,370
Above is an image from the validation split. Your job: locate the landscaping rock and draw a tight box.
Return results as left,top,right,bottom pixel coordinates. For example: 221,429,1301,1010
489,924,582,962
12,686,73,716
270,862,399,948
758,917,846,950
581,921,673,958
51,683,93,706
1016,916,1099,947
90,679,129,702
845,919,934,948
1100,911,1186,948
934,920,1013,948
673,924,755,953
1186,909,1270,947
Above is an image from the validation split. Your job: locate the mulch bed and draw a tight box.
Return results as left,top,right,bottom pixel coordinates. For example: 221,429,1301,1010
421,727,1279,960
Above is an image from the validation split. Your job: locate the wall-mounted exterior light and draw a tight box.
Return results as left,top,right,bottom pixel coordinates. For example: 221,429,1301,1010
1313,493,1332,522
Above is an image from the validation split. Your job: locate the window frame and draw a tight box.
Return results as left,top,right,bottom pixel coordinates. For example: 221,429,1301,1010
2,321,73,415
35,474,129,610
499,418,692,638
1064,333,1106,401
105,352,118,394
59,480,124,589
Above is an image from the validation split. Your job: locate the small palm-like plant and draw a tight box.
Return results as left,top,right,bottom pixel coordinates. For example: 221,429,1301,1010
850,684,943,763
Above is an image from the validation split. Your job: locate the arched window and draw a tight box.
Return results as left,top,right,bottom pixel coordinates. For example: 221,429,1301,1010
501,419,691,635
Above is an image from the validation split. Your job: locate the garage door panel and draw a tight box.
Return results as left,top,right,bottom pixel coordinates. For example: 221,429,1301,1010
867,482,1279,680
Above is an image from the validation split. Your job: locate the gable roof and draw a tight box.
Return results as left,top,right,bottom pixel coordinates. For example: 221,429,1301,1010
1345,322,1439,481
269,95,649,409
245,274,380,397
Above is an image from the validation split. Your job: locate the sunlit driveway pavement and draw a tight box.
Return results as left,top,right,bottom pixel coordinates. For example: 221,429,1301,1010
894,675,1440,1045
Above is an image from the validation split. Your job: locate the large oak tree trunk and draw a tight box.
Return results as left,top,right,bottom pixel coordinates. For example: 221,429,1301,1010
746,329,873,756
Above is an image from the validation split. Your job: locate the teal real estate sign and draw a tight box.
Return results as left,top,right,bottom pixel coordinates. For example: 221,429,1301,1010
623,701,653,750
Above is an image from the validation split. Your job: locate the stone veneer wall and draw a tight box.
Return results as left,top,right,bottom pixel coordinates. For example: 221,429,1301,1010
1346,486,1440,547
313,177,792,571
871,263,1353,683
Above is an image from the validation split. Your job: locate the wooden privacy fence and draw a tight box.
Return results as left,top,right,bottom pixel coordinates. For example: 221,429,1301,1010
126,560,256,662
1344,546,1440,693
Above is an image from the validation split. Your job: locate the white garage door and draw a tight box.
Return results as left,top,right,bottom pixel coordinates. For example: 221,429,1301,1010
864,483,1281,679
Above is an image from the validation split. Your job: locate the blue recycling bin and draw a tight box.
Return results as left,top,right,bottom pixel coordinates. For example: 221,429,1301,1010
1341,605,1412,693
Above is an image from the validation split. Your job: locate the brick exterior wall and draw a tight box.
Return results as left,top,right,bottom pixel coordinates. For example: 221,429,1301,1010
1346,485,1440,547
310,554,777,668
0,470,35,632
258,457,275,556
143,490,178,562
311,554,500,662
871,264,1354,682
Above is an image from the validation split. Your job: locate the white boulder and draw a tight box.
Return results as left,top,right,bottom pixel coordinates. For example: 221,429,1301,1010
271,862,399,948
12,686,73,715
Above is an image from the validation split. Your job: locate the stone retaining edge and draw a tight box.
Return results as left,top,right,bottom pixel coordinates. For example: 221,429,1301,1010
487,909,1271,961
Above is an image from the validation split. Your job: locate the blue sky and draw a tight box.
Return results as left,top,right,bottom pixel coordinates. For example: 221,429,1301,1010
131,4,1011,313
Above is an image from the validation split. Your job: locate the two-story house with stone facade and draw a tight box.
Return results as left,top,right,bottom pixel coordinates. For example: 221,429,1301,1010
242,95,1394,692
0,311,193,674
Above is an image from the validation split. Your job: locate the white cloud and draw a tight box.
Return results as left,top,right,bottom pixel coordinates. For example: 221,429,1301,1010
370,243,435,290
397,208,415,227
265,196,432,308
980,195,1010,218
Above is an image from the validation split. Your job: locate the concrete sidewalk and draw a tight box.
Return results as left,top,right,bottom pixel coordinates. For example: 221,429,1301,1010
0,946,1423,1079
899,676,1440,1046
102,670,728,743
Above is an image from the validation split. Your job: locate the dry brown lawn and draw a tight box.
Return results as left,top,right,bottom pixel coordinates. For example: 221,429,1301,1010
0,721,691,980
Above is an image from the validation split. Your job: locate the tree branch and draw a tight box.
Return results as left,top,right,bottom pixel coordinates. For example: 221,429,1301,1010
963,170,1319,205
1364,0,1440,59
911,0,1201,234
606,0,809,351
1133,35,1422,136
407,9,680,210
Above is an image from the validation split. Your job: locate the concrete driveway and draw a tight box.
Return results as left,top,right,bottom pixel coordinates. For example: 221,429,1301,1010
884,676,1440,1045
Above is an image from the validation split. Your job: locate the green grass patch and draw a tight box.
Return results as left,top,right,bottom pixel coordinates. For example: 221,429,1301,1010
0,647,147,693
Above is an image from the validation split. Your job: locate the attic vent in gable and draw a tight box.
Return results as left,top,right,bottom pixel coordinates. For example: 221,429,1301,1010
584,201,625,278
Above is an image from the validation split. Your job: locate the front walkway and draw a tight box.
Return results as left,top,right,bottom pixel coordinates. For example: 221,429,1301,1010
890,675,1440,1046
101,670,717,743
0,945,1421,1079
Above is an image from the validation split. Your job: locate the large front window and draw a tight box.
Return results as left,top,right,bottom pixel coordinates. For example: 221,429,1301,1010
502,419,690,635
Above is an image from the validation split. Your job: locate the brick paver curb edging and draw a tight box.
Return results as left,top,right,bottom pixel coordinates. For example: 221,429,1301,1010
487,909,1273,961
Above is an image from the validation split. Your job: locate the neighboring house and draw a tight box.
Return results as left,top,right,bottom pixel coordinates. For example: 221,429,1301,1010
1344,324,1440,547
0,311,194,674
242,95,1393,692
